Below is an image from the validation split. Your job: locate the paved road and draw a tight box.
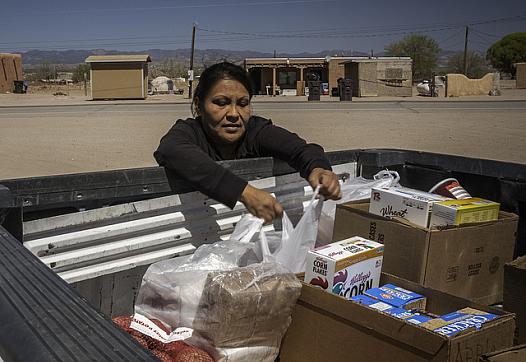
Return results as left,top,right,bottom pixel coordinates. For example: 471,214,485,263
2,101,526,114
1,101,525,179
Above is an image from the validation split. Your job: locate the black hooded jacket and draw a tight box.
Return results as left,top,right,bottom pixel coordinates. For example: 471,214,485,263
154,115,332,208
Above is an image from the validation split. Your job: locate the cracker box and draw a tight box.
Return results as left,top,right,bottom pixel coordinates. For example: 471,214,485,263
420,307,500,337
305,237,383,300
369,187,449,228
404,313,433,325
384,308,433,325
350,294,394,312
364,283,427,310
351,295,432,324
430,198,500,226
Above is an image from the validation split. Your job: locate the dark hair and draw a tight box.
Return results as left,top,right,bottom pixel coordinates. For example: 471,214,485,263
191,61,254,117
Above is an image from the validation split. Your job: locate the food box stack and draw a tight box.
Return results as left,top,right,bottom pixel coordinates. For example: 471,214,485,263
369,186,501,228
351,284,504,338
333,184,518,305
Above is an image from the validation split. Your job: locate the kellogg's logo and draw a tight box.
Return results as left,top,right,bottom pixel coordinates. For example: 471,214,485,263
328,251,344,258
349,271,371,286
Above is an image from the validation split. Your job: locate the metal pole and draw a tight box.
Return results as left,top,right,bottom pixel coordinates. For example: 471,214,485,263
188,23,196,99
463,26,469,76
431,72,436,97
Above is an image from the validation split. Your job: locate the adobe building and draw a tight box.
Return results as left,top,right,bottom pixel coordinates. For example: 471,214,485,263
343,58,412,97
245,56,412,97
516,62,526,89
85,55,151,100
0,53,23,93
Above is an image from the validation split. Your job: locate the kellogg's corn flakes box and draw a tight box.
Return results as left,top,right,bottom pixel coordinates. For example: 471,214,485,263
305,237,383,300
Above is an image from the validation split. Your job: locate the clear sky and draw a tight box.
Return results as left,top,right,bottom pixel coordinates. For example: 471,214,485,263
1,0,525,54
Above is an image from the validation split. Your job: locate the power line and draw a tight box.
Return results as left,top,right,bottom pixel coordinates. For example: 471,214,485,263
196,25,462,39
470,28,502,38
469,13,526,26
5,12,524,53
435,30,463,46
10,0,340,16
470,31,494,45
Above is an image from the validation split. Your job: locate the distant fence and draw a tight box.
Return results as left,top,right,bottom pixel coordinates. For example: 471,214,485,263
446,73,494,97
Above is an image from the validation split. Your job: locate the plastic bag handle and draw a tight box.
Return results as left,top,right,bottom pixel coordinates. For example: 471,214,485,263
373,170,400,184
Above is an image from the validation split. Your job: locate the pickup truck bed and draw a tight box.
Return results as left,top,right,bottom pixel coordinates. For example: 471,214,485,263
0,149,524,361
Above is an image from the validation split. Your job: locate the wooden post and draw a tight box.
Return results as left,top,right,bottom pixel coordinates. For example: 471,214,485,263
272,67,276,97
300,67,304,96
463,26,469,76
188,23,196,99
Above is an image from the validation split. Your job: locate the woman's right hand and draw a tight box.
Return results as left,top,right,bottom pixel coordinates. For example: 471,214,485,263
239,184,283,223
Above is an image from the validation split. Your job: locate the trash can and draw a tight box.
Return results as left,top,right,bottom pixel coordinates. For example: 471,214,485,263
338,78,352,101
13,80,26,94
307,81,321,101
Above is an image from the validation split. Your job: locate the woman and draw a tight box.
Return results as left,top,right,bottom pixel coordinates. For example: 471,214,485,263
154,62,341,222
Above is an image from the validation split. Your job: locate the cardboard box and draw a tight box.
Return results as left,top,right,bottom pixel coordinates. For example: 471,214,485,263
304,237,383,299
503,255,526,344
333,202,519,305
280,273,515,362
430,198,500,226
369,187,449,228
480,344,526,361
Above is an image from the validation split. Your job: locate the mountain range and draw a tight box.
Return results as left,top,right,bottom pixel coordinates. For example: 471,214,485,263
20,48,374,67
19,48,462,70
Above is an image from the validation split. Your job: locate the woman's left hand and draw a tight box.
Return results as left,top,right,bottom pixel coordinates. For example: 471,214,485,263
308,168,342,200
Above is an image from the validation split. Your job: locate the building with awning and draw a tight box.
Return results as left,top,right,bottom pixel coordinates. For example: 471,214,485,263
245,56,412,97
85,55,151,100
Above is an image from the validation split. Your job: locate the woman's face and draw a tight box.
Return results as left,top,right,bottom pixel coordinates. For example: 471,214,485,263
199,78,251,145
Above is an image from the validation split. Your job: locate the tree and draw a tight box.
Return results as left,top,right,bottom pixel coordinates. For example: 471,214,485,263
72,64,90,83
150,58,186,79
385,33,440,81
486,32,526,77
35,62,54,81
446,51,489,78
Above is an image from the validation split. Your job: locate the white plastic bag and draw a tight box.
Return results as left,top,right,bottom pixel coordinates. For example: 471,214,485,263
133,213,302,362
259,186,323,273
135,214,266,329
317,170,400,245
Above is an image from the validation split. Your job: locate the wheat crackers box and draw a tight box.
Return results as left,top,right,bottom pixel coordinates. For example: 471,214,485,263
369,187,449,228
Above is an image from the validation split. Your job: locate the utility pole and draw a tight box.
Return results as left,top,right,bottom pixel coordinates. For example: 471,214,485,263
83,72,87,97
463,26,469,76
188,23,196,99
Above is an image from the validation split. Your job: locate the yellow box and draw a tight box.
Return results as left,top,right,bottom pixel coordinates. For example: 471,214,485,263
430,198,500,226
